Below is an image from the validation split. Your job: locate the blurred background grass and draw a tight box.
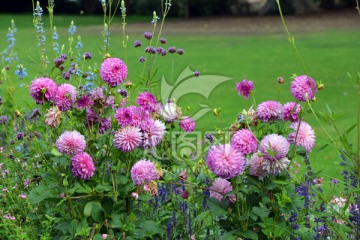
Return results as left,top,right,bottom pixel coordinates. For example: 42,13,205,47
0,13,359,191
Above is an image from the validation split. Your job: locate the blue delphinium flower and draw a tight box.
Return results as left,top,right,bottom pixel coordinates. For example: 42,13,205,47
14,64,27,79
52,26,60,55
68,21,77,35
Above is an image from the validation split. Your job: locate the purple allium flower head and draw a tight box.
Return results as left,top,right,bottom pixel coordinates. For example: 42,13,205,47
100,57,128,87
179,116,196,132
141,119,166,148
160,38,167,44
288,121,315,152
256,100,284,122
236,79,254,100
136,92,158,112
54,84,77,111
134,40,142,48
70,152,95,180
209,178,236,203
98,117,111,134
206,144,246,179
283,102,301,122
77,94,93,109
83,52,92,59
54,57,65,67
259,134,289,161
29,77,57,104
56,130,86,156
291,75,318,101
168,47,176,53
231,129,258,155
143,32,153,40
194,70,200,77
139,56,146,63
145,46,156,54
177,49,184,55
114,126,142,152
131,159,158,185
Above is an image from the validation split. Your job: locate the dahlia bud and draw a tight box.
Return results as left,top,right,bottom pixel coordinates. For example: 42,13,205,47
213,108,221,116
277,76,284,84
317,83,324,91
181,190,189,199
179,169,188,181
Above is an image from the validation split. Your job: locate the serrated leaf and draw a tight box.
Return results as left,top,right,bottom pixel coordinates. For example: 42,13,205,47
28,185,52,204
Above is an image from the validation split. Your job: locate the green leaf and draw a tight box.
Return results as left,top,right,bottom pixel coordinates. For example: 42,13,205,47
28,185,52,204
241,230,258,240
84,201,103,222
143,220,164,236
251,207,270,220
54,222,69,231
110,212,122,228
95,184,113,193
207,197,228,218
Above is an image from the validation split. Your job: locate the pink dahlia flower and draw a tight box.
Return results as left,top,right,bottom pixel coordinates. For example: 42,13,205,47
250,152,290,178
179,116,196,132
231,129,258,155
291,75,318,102
136,92,158,112
160,102,182,122
29,77,57,104
283,102,301,122
70,152,95,180
209,178,236,203
114,106,150,128
235,79,254,100
288,121,316,152
131,159,158,185
77,94,93,109
56,130,86,155
256,101,284,122
114,126,142,152
100,58,128,87
206,144,246,179
54,84,77,111
259,134,289,161
141,119,166,148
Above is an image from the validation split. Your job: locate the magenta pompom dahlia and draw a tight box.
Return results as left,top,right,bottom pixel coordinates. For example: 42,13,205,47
130,159,158,185
114,126,142,152
288,121,315,152
231,129,258,155
54,84,77,111
209,178,236,203
283,102,301,122
179,116,196,132
256,101,284,122
235,79,254,100
114,106,150,128
206,144,246,179
259,134,289,161
136,92,158,112
291,75,318,102
29,77,57,104
141,119,166,148
70,152,95,180
100,58,128,87
56,130,86,155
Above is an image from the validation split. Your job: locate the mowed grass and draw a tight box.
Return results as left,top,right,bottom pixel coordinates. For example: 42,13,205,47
0,13,359,187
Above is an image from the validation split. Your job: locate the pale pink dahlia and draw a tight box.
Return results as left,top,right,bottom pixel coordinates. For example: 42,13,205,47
131,159,158,185
56,130,86,155
259,134,289,161
283,102,301,122
29,77,57,104
209,178,236,203
250,152,290,178
160,102,182,122
235,79,254,100
70,152,95,180
54,84,77,111
288,121,316,152
231,129,258,155
136,92,158,112
141,119,166,148
114,126,142,152
291,75,318,102
100,58,128,87
256,101,284,122
206,144,246,179
179,116,196,132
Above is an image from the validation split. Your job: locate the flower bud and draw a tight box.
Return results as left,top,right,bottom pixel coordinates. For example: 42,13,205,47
317,83,324,91
181,190,189,199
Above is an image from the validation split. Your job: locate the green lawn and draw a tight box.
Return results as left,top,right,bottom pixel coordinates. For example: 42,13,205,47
0,13,359,188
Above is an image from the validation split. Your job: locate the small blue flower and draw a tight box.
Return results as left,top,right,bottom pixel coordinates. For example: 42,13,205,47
68,21,77,35
14,65,27,79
